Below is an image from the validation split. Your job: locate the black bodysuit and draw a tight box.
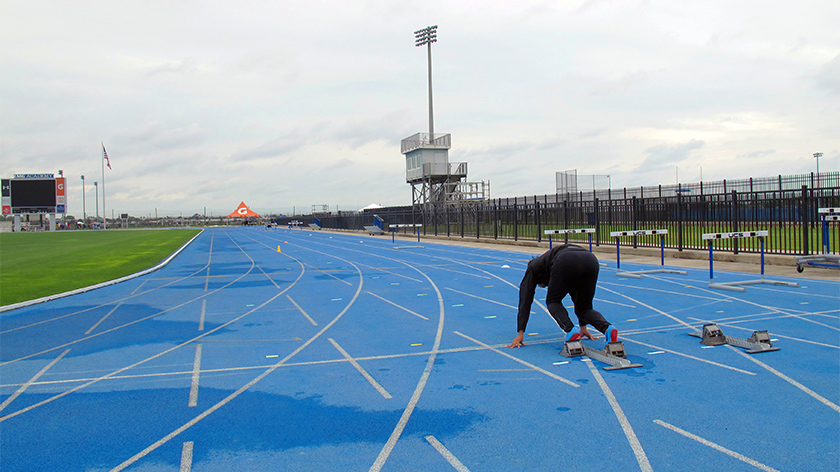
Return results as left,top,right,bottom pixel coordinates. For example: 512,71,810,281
516,244,609,334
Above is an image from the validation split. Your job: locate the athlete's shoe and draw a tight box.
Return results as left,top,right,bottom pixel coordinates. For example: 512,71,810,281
564,326,582,343
605,326,619,345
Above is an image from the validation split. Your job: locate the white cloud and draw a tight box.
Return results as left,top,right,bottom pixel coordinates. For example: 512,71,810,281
1,0,838,216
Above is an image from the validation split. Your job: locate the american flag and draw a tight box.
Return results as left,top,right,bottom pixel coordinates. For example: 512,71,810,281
102,144,112,169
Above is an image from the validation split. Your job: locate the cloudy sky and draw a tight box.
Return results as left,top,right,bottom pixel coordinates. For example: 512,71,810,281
2,0,838,217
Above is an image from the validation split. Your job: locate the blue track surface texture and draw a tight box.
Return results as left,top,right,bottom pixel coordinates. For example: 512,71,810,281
1,227,838,471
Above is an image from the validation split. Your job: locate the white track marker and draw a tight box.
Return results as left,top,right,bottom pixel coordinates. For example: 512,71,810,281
654,420,780,472
367,291,429,320
85,302,123,335
198,300,206,331
454,332,579,388
425,435,471,472
729,346,840,413
585,360,653,472
287,295,318,325
0,349,70,413
179,441,194,472
188,344,202,407
328,338,392,399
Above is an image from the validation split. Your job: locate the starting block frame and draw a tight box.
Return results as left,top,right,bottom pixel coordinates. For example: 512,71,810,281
689,322,778,354
702,230,799,292
795,208,840,272
390,223,424,249
610,229,688,278
560,340,643,370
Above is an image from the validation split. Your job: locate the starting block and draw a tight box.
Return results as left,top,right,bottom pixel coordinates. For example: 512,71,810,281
610,229,688,278
702,231,799,292
560,340,642,370
689,322,778,354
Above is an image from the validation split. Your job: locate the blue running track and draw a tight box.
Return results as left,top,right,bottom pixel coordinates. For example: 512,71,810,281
1,227,838,471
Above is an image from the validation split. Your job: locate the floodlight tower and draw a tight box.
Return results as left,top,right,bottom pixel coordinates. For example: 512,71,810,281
415,25,437,139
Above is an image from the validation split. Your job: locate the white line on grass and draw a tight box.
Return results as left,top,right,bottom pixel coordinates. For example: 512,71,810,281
654,420,780,472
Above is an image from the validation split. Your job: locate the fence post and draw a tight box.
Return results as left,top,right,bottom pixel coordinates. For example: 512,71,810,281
677,188,683,251
476,204,481,240
594,197,600,246
460,205,465,238
632,196,638,248
732,190,739,254
514,202,518,241
446,204,450,237
494,202,498,240
536,201,541,242
801,185,810,255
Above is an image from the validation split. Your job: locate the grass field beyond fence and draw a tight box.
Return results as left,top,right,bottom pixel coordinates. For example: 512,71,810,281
0,229,201,307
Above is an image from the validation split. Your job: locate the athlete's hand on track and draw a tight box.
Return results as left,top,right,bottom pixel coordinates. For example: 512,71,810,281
580,325,598,340
507,332,526,348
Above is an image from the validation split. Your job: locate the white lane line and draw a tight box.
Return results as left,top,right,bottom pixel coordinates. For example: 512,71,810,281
286,295,318,326
107,248,362,472
367,291,429,320
188,344,202,407
85,302,123,335
0,349,71,413
585,359,653,472
328,338,392,399
654,420,780,472
697,320,840,350
131,279,149,295
425,435,471,472
198,299,206,331
594,298,636,308
454,331,579,388
179,441,194,472
619,337,756,375
729,346,840,413
369,263,447,472
444,287,517,310
598,286,695,329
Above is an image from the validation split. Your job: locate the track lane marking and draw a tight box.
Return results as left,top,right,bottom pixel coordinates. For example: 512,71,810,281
654,420,780,472
425,435,471,472
328,338,392,399
585,359,652,472
0,349,71,413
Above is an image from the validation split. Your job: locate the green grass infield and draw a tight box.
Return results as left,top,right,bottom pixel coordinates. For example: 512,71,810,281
0,228,201,307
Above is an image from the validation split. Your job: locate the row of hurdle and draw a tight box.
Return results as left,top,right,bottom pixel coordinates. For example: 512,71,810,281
544,223,821,293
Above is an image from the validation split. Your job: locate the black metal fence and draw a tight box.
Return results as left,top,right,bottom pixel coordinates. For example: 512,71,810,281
288,172,840,256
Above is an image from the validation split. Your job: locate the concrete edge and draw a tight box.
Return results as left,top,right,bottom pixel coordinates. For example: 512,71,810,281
0,228,204,314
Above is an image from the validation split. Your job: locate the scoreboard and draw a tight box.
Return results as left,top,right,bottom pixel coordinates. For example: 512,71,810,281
2,174,66,215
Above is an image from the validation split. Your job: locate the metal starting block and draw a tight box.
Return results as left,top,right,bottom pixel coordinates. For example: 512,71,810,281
560,340,642,370
689,323,778,354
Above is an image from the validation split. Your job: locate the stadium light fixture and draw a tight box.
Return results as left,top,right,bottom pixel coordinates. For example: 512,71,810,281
414,25,438,139
814,152,823,188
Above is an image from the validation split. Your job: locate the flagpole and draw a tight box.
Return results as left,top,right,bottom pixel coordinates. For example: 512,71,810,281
101,142,106,229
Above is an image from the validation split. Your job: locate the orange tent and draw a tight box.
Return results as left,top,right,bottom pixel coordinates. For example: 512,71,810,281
227,202,260,218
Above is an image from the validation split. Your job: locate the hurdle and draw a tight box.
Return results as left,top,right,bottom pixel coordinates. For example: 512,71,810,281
544,228,596,251
610,229,687,278
390,223,424,249
794,208,840,272
703,230,799,292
